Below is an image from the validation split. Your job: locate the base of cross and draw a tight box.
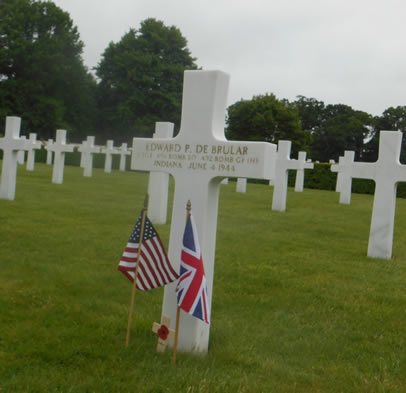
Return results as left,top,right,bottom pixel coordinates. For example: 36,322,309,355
152,315,175,352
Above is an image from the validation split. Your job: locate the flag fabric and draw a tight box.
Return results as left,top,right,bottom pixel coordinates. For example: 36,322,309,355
176,214,210,324
118,211,178,291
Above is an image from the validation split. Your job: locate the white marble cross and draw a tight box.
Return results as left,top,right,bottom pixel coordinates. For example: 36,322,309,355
26,133,42,171
46,139,54,165
17,136,26,164
272,140,301,211
332,131,406,259
236,178,247,193
78,136,100,177
148,122,174,224
294,151,314,192
119,143,131,171
0,117,28,200
331,150,355,204
101,140,119,173
131,70,276,352
46,129,74,184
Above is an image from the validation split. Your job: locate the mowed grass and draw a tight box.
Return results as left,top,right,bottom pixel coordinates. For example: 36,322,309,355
0,163,405,393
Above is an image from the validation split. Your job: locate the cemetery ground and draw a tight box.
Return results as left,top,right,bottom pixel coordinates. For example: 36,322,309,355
1,163,405,393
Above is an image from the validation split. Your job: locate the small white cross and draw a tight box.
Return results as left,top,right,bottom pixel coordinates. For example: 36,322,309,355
78,136,100,177
101,140,119,173
46,130,74,184
294,151,314,192
26,133,42,171
331,151,355,204
272,140,301,211
118,143,131,171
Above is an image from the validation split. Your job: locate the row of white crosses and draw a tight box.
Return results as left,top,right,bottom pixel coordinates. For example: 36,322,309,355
78,137,130,175
235,145,313,196
0,118,46,199
45,135,131,177
0,119,136,200
0,119,79,199
2,71,404,354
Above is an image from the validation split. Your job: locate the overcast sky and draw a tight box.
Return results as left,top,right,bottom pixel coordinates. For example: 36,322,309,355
53,0,406,116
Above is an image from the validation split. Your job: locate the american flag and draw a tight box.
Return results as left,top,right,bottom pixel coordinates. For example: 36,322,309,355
117,211,178,291
176,214,210,324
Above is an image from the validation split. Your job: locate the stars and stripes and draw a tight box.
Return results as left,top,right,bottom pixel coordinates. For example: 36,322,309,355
176,213,210,324
118,211,178,291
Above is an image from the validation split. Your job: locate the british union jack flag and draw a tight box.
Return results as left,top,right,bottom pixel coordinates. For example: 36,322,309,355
176,214,210,324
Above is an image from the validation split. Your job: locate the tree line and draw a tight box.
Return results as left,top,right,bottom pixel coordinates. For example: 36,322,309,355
228,96,406,162
1,0,405,163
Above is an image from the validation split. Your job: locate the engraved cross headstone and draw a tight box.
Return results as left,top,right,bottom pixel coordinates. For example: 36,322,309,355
131,70,276,352
0,117,28,200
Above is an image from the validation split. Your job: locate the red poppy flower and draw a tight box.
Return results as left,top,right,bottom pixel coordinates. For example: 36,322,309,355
158,325,169,340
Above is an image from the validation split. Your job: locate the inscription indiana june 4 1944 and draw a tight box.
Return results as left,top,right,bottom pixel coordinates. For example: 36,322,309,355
138,142,259,172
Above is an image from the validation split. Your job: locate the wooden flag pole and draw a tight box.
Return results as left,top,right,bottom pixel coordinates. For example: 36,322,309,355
172,306,181,365
172,200,191,364
126,194,149,347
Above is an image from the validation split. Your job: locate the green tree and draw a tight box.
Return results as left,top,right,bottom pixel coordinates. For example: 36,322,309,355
310,104,372,162
226,94,311,156
95,18,198,142
294,95,325,133
364,106,406,162
0,0,96,140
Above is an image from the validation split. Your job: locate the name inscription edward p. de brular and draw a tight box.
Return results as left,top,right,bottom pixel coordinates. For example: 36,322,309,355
135,142,260,173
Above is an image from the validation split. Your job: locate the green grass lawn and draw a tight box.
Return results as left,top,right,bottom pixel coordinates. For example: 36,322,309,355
0,163,405,393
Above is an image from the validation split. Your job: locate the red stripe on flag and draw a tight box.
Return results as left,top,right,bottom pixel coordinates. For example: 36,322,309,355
120,256,138,263
142,241,166,285
154,237,178,280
